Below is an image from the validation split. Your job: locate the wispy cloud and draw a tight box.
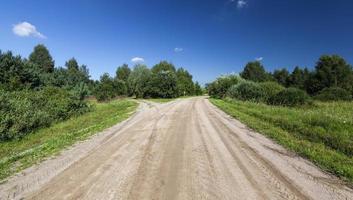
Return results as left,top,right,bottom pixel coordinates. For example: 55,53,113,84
131,57,144,63
255,57,263,61
174,47,183,53
236,0,247,9
12,22,46,39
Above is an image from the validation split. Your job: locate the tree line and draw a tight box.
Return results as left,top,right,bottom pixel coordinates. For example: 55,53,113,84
0,44,202,140
239,55,353,97
207,54,353,106
94,61,203,101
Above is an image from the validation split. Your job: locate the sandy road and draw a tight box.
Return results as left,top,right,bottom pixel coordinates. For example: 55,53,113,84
1,97,353,200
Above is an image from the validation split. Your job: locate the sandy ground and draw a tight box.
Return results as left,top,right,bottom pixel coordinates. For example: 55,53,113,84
1,97,352,200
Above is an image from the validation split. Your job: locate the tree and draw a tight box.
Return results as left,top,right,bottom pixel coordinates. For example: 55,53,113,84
115,64,131,81
151,61,176,74
287,66,309,90
194,82,203,95
128,64,152,98
0,51,41,90
176,68,194,96
65,58,79,72
310,55,353,94
273,68,289,86
240,61,270,82
207,74,242,98
94,73,115,101
146,71,178,98
29,44,55,73
63,58,90,87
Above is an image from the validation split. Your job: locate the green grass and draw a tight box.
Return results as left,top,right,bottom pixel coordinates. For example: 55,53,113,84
146,98,176,103
0,99,138,181
210,98,353,184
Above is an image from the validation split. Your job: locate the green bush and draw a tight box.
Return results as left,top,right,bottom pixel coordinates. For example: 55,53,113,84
315,87,352,101
207,74,243,98
0,87,90,141
258,82,285,102
227,81,265,102
269,87,310,106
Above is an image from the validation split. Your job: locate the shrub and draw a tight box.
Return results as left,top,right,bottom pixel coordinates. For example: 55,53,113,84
0,87,89,141
227,81,265,102
269,87,310,106
207,74,243,98
315,87,352,101
258,82,285,102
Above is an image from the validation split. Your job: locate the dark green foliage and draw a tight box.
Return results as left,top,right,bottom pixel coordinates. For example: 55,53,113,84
151,61,176,74
194,82,203,95
116,64,131,82
0,87,89,141
29,44,55,73
310,55,353,94
176,68,194,96
272,68,289,86
258,82,285,102
146,71,178,98
128,64,152,98
269,87,310,106
315,87,352,101
0,51,42,90
207,74,242,98
227,81,265,102
287,66,310,90
94,73,127,101
240,61,271,82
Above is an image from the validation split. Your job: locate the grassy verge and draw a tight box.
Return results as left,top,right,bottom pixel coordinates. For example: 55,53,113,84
146,98,176,103
0,99,138,181
210,98,353,184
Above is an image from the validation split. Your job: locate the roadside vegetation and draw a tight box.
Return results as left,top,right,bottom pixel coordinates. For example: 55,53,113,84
0,99,137,181
208,54,353,183
0,44,202,180
0,44,202,141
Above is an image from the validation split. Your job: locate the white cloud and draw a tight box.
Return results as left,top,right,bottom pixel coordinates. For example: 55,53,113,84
237,0,247,8
174,47,183,53
12,22,46,39
255,57,263,61
131,57,145,63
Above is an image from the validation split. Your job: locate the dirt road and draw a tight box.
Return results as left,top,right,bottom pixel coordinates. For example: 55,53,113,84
1,97,352,200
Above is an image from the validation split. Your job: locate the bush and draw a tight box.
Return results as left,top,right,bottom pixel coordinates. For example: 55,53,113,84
258,82,285,102
207,74,243,98
269,87,310,106
0,87,90,141
315,87,352,101
227,81,265,102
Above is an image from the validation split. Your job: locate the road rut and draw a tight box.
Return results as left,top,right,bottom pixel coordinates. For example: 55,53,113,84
1,97,352,199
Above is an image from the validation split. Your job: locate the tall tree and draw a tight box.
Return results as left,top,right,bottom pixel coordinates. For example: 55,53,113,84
312,55,353,94
194,82,203,95
115,64,131,81
146,71,178,98
151,61,176,74
29,44,55,73
240,61,270,82
287,66,309,90
273,68,289,86
176,68,194,96
0,51,41,90
65,58,79,72
128,64,152,98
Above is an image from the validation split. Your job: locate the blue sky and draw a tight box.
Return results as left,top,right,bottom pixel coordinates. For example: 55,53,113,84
1,0,353,84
